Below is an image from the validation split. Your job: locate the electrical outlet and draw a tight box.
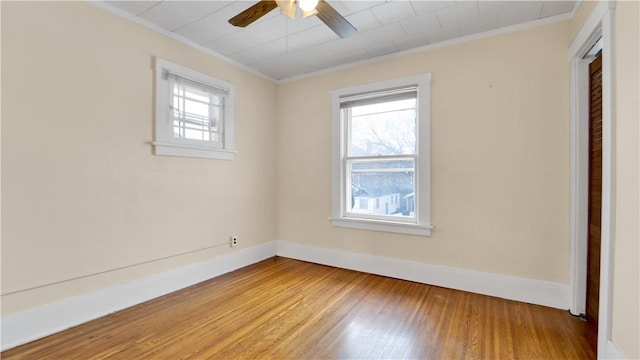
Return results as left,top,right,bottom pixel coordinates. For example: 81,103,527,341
230,236,238,247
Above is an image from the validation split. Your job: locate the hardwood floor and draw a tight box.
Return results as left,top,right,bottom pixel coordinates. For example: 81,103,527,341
3,257,595,359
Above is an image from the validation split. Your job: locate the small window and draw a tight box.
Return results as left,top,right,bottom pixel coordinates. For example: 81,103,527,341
331,75,432,236
153,58,235,160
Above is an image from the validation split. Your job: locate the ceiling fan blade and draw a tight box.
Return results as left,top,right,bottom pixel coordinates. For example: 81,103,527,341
228,0,278,28
316,0,357,38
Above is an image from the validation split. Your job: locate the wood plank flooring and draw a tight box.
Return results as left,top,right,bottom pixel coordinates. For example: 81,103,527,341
2,257,595,359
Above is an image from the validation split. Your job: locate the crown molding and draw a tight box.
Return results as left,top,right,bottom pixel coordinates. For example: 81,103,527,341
89,1,277,83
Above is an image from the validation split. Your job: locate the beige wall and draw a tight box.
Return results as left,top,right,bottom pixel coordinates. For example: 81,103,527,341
2,4,637,358
1,2,277,314
611,2,640,358
276,21,572,283
571,0,598,38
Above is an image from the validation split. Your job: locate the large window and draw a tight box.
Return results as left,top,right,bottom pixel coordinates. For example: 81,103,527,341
331,75,432,236
153,58,235,160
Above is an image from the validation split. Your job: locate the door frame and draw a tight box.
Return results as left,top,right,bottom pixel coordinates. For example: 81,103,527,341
568,1,615,358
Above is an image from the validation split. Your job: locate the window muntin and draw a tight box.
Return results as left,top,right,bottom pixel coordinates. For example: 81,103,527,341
331,75,431,236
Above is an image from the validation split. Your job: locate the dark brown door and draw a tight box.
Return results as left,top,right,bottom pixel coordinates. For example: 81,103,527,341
586,52,602,349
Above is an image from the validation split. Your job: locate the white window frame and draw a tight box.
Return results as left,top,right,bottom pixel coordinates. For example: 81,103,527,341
153,58,236,160
331,75,432,236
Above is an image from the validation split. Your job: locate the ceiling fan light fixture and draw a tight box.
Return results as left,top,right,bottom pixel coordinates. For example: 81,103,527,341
301,8,318,19
276,0,296,19
298,0,319,12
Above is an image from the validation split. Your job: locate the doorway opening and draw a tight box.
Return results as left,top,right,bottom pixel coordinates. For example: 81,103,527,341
585,47,602,353
568,3,615,358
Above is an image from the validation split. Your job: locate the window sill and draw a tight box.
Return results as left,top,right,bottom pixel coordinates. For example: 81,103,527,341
330,217,433,236
152,141,236,160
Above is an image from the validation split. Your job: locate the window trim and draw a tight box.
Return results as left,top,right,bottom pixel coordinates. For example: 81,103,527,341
331,75,432,236
153,58,236,160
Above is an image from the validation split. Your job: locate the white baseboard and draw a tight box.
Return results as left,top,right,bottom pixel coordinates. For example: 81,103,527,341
2,240,572,352
0,241,277,351
605,340,625,359
276,240,570,310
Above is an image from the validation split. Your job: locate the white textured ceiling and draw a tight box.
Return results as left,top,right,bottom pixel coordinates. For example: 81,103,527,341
105,1,577,81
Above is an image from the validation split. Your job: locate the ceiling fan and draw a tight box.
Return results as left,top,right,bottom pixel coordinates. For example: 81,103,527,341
228,0,357,39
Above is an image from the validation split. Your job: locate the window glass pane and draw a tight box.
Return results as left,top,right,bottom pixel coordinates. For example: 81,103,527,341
184,128,208,140
348,159,415,218
171,81,223,143
348,98,416,157
183,98,209,117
